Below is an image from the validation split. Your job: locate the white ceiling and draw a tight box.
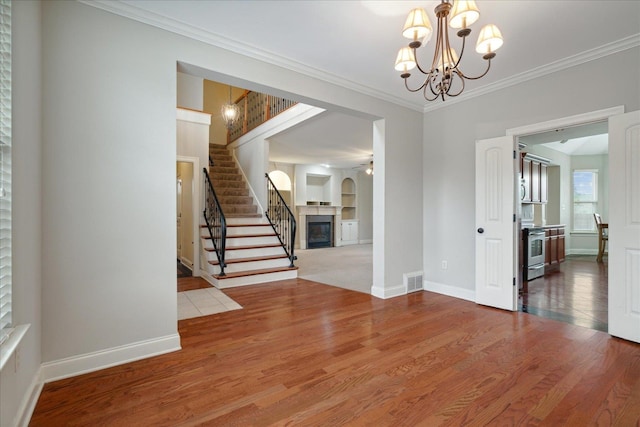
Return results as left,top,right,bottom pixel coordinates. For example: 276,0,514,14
99,1,639,166
520,120,609,156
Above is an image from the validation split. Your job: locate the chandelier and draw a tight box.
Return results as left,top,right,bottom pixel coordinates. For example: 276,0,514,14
221,86,240,129
394,0,503,101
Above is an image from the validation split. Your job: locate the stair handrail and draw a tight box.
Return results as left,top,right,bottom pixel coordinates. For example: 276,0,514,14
265,173,296,267
203,168,227,276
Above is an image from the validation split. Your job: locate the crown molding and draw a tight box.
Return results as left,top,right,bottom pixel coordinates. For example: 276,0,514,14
78,1,638,116
78,0,425,112
422,33,640,114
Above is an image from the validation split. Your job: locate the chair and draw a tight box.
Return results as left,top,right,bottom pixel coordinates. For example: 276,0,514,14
594,213,608,262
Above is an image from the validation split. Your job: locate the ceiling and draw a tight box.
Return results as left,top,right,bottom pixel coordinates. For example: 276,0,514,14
520,120,609,156
104,1,639,167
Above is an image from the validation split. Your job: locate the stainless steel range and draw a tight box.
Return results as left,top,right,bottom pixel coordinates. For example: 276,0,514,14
523,227,545,281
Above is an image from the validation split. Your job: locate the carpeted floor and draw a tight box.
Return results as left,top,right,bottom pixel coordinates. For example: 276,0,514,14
295,244,372,294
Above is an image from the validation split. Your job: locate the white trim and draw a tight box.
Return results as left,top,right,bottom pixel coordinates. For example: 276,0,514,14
41,334,181,383
77,2,640,114
15,367,43,427
176,107,211,125
0,323,29,372
506,106,625,137
371,283,405,299
359,239,373,244
568,249,598,256
424,281,476,303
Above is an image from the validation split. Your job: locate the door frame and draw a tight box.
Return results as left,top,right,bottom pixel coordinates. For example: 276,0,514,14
504,105,624,324
177,155,201,276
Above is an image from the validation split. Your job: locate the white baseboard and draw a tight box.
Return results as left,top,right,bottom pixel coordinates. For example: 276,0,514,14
41,334,181,383
359,239,373,244
567,249,598,256
16,367,43,427
371,283,405,299
423,280,476,302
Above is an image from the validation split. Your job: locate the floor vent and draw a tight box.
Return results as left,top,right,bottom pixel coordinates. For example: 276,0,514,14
403,271,424,293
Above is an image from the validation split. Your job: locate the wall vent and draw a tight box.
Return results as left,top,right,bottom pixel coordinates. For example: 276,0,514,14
403,271,424,294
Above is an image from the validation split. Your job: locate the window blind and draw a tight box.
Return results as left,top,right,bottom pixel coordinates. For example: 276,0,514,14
0,0,11,345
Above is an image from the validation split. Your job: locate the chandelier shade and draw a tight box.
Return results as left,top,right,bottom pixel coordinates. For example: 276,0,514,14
402,8,432,43
475,24,503,56
395,0,503,101
394,47,417,74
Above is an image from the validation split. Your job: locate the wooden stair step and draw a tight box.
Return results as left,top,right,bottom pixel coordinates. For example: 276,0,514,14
214,266,298,280
202,233,275,240
204,243,281,252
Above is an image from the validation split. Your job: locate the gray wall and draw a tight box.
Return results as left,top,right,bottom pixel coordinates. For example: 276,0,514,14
11,2,423,415
423,46,640,295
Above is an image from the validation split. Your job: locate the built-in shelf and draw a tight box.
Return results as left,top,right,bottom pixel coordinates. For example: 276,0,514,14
341,178,356,221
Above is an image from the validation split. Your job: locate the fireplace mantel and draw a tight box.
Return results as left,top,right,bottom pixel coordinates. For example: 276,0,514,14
297,205,342,249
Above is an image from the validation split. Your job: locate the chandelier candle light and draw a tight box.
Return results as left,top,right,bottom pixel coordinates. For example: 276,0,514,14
395,0,503,101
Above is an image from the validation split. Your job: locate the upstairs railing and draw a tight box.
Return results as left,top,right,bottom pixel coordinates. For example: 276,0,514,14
265,174,296,267
228,92,297,143
203,168,227,276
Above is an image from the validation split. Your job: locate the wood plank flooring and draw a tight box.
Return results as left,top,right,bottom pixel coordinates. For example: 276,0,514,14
520,255,608,332
30,279,640,426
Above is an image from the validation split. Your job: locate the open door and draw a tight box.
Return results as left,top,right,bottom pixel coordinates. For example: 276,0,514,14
475,136,517,311
608,110,640,343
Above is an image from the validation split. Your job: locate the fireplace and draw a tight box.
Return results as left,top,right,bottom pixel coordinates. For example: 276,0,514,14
306,215,334,249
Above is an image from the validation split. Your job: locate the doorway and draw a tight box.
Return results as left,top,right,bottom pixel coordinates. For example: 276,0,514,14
517,123,609,331
176,157,201,278
507,107,623,332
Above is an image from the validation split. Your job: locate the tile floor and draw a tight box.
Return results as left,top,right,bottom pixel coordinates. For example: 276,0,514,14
178,287,242,320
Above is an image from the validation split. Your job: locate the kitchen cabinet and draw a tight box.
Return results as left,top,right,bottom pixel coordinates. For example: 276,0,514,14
520,153,549,204
341,220,359,245
544,225,565,272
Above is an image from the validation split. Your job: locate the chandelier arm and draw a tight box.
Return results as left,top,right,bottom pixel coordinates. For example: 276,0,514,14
455,58,492,81
445,70,466,97
427,74,443,99
413,47,433,76
403,75,430,93
423,82,440,102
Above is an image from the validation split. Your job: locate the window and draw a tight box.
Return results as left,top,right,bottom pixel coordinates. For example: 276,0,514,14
0,0,10,345
573,170,598,232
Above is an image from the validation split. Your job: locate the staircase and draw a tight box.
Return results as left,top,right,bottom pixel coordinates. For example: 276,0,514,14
201,145,298,288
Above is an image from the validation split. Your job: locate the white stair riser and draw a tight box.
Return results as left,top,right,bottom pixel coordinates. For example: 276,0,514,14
202,246,285,262
220,257,291,273
214,269,298,288
227,225,274,236
201,235,280,248
222,246,286,260
225,235,280,246
225,217,266,226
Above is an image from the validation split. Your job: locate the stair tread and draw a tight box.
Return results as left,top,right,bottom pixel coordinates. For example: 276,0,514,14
202,233,276,240
204,243,282,252
209,253,288,266
214,266,298,280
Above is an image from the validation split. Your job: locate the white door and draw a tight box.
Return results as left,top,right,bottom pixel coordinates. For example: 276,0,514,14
475,136,517,311
608,110,640,343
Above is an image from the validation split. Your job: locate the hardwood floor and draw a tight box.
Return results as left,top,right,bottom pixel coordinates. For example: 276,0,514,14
520,255,608,332
31,279,639,426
